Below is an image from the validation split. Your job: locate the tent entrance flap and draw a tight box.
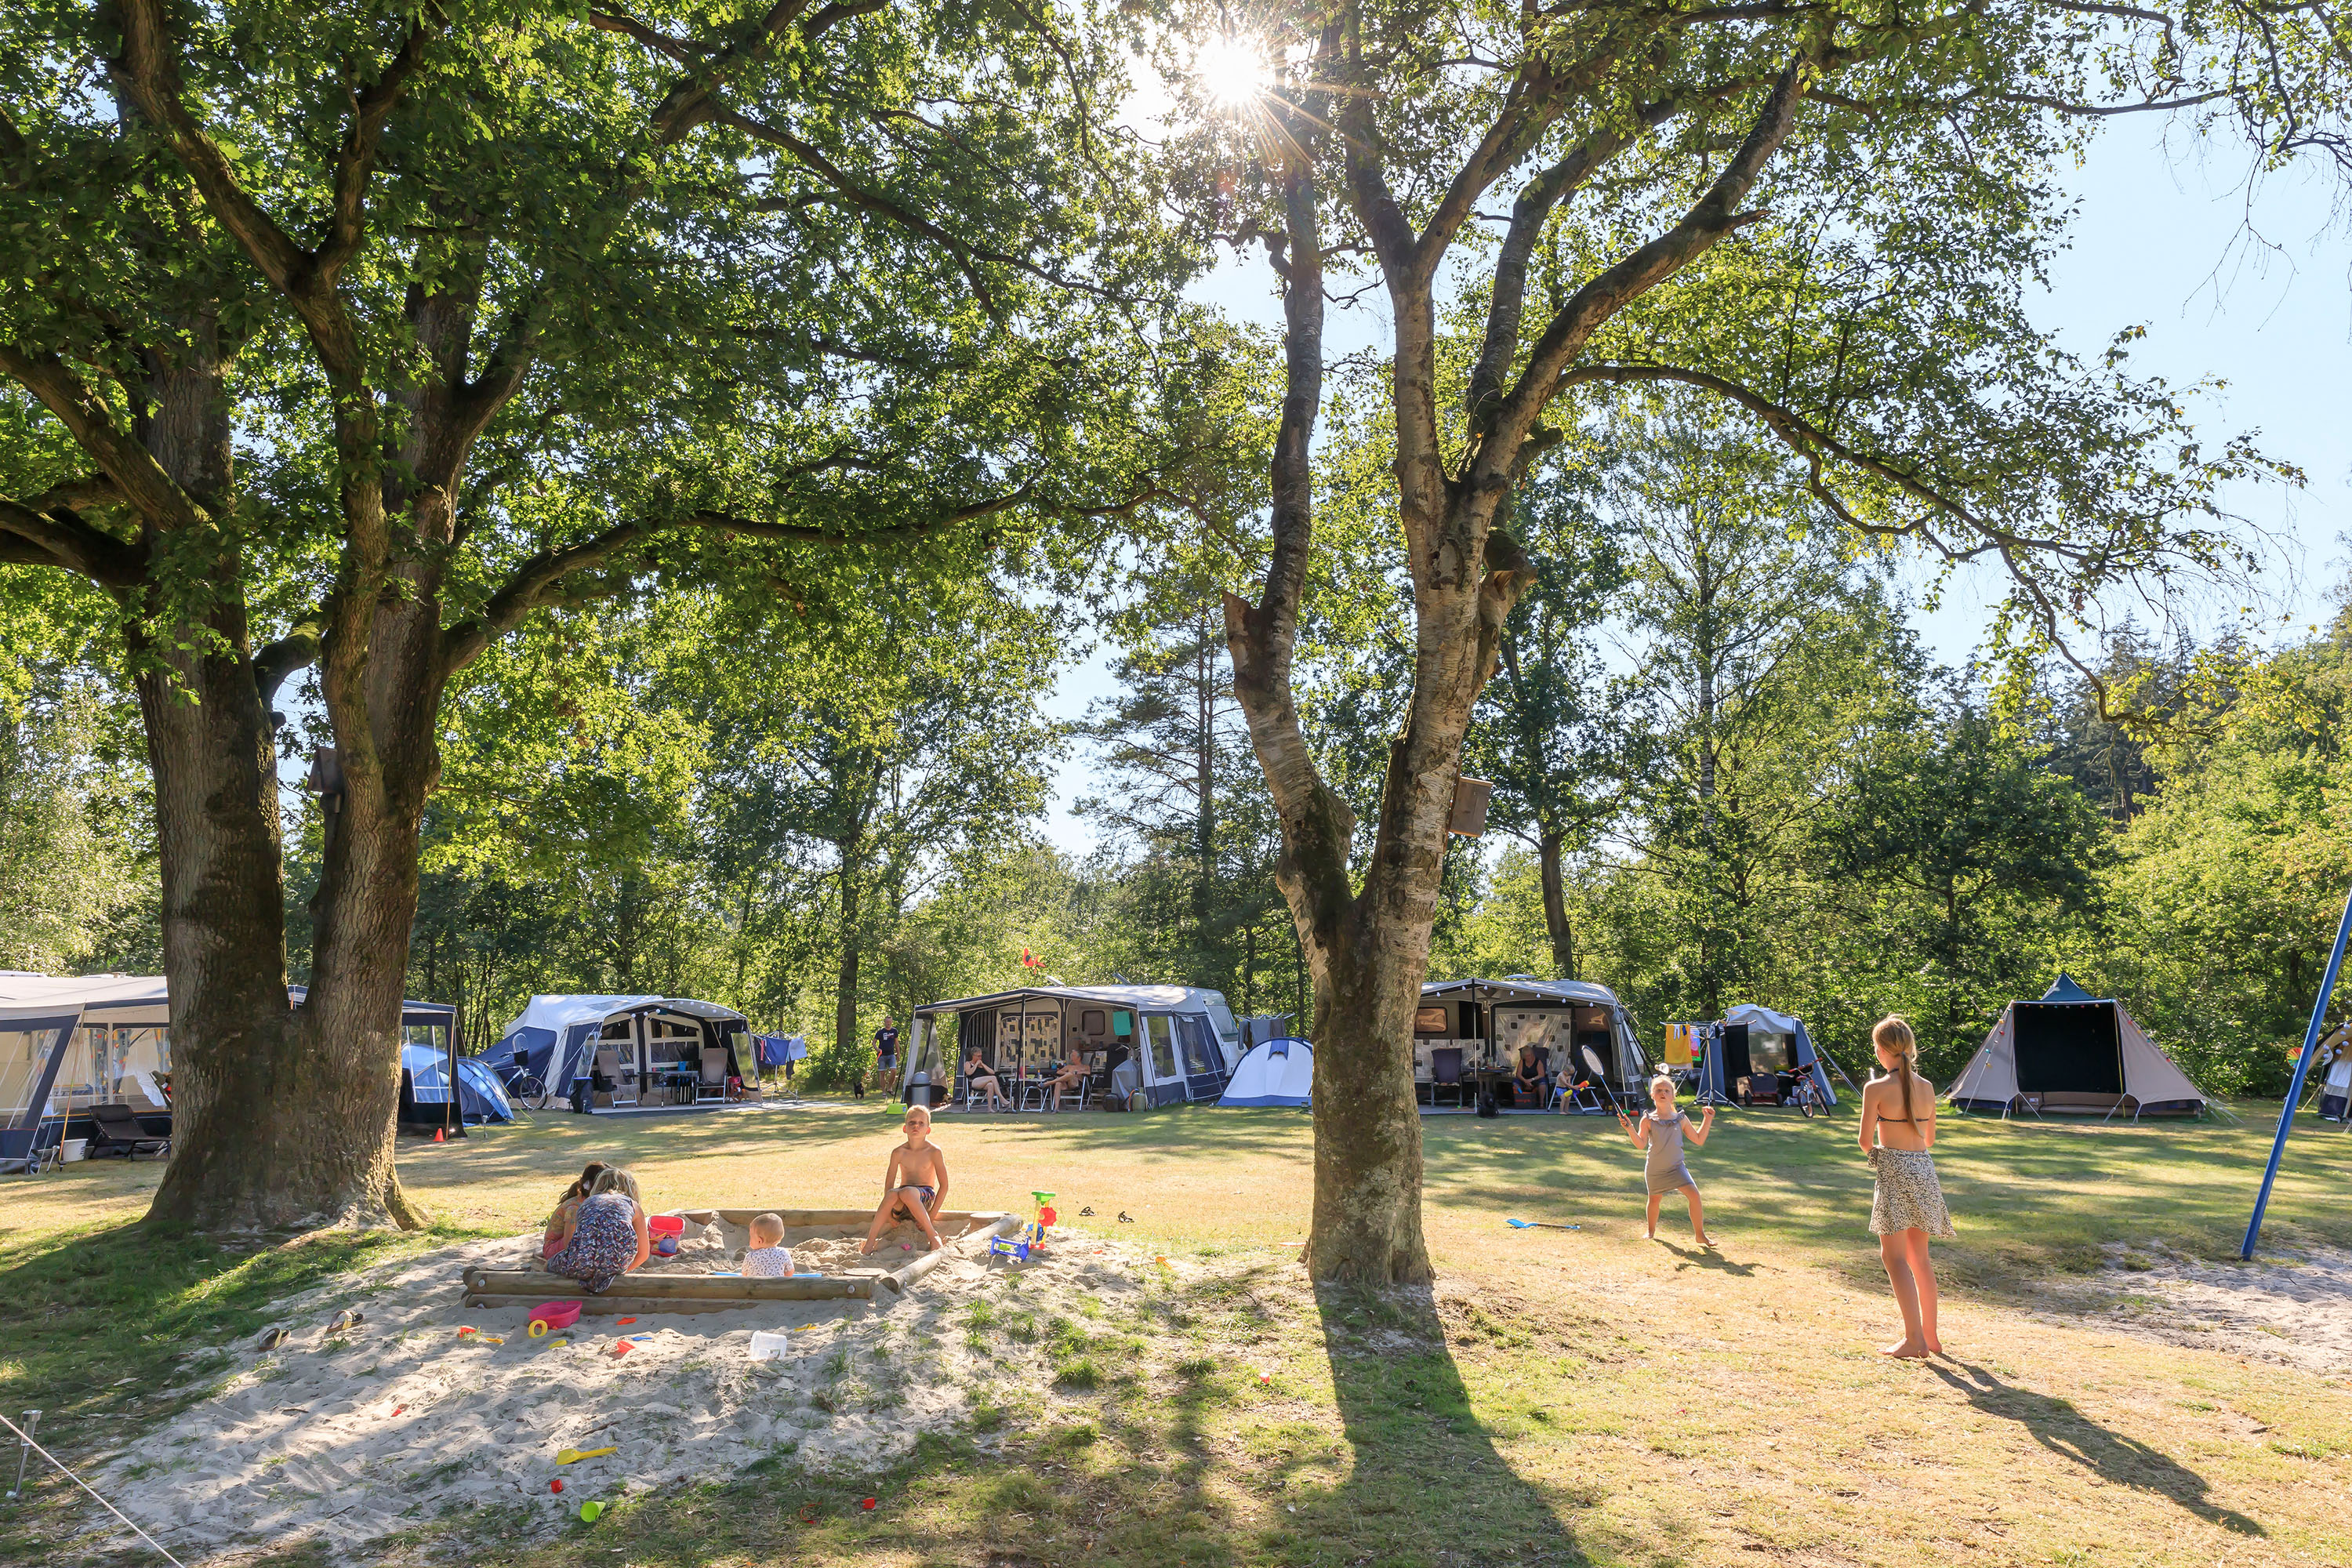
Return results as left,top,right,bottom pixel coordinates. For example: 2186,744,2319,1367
2012,1004,2124,1096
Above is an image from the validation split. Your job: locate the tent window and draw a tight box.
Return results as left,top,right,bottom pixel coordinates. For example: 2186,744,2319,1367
1748,1032,1792,1073
1145,1015,1178,1080
1176,1016,1218,1076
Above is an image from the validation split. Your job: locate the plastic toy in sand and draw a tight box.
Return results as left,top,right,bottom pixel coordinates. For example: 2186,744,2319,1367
989,1190,1058,1264
555,1446,615,1465
648,1214,688,1258
528,1301,582,1335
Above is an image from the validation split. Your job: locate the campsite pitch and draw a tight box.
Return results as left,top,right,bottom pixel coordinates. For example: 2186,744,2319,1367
4,1099,2350,1566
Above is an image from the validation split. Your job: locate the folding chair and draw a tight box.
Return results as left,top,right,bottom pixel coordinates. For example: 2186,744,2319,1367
1429,1048,1466,1109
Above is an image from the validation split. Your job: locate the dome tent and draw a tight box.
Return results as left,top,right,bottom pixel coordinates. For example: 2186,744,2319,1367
1219,1037,1312,1108
1699,1003,1842,1106
1947,973,2209,1119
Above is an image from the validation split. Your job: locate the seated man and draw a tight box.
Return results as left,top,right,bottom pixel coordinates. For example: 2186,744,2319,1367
1045,1056,1091,1110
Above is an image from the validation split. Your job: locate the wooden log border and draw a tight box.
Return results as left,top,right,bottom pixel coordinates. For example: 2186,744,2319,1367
460,1210,1022,1312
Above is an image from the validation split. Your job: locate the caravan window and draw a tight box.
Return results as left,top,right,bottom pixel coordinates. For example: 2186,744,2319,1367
1079,1009,1107,1037
1144,1015,1178,1080
601,1018,633,1040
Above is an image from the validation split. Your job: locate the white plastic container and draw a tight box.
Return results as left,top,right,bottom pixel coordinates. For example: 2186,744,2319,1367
59,1138,88,1163
747,1330,795,1361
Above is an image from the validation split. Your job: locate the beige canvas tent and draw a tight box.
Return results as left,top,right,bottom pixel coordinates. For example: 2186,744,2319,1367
1947,973,2208,1119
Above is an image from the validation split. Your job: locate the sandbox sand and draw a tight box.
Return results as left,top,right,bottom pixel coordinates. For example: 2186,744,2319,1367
85,1224,1156,1563
2044,1240,2352,1379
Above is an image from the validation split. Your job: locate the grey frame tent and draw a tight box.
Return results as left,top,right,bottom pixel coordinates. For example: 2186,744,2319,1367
906,985,1243,1109
1947,973,2209,1119
0,1000,83,1172
0,975,176,1144
1417,978,1650,1109
1700,1003,1839,1106
486,995,755,1112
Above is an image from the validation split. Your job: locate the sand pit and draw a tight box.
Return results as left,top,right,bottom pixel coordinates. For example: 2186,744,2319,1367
84,1225,1169,1563
2044,1240,2352,1378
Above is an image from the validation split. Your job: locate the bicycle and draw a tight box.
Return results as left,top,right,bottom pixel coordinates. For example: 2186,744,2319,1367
505,1070,556,1112
1786,1071,1825,1120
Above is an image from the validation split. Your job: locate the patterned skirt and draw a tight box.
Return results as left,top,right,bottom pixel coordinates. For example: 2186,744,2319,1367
545,1196,639,1293
1869,1147,1955,1238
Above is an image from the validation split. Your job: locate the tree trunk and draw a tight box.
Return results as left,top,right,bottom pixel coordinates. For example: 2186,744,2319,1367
1306,924,1435,1280
833,844,862,1065
1538,828,1576,980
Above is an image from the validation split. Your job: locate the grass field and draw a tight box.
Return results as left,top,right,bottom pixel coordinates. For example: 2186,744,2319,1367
4,1097,2350,1566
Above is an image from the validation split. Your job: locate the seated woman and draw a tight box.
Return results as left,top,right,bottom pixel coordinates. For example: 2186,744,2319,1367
543,1167,652,1293
1514,1044,1551,1108
541,1160,609,1261
1045,1056,1091,1110
961,1046,1007,1109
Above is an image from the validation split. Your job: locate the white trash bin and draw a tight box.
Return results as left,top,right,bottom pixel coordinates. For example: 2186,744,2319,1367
60,1138,88,1163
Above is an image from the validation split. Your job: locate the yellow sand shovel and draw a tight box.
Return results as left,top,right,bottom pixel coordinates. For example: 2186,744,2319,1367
554,1446,615,1465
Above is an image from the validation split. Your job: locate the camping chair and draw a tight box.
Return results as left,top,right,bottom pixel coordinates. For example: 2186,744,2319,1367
1428,1048,1466,1109
1745,1072,1781,1107
1017,1067,1054,1112
696,1047,731,1104
1052,1070,1093,1113
89,1102,168,1159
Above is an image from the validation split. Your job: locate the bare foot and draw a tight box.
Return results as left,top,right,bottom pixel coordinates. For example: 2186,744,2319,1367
1695,1233,1715,1247
1881,1339,1929,1359
1925,1337,1944,1355
1645,1229,1658,1240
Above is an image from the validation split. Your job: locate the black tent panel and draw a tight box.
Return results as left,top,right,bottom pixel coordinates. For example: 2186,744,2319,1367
2013,1003,2123,1095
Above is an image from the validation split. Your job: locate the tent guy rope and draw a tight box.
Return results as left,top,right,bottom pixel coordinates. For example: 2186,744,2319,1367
0,1409,187,1566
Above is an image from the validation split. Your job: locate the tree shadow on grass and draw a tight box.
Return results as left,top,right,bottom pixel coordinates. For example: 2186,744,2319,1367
1301,1279,1596,1566
1929,1360,2265,1536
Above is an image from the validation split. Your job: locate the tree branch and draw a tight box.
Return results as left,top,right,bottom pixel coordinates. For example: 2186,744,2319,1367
1486,52,1817,464
0,344,202,529
0,495,144,583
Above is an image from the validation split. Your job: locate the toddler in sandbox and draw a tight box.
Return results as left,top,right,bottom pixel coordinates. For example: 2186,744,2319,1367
742,1213,794,1278
860,1105,950,1254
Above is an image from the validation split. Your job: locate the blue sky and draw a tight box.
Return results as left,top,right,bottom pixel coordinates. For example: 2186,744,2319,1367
1034,118,2352,858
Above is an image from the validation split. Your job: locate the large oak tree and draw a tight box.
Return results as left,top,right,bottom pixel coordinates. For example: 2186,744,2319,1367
1168,1,2292,1280
0,0,1221,1229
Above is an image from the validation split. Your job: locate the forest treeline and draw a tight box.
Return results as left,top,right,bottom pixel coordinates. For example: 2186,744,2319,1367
7,418,2344,1098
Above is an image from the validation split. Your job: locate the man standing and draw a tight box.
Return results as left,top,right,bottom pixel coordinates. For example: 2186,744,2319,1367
874,1016,901,1091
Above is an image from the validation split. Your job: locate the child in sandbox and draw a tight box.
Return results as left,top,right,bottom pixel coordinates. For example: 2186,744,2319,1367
742,1213,795,1277
860,1105,950,1254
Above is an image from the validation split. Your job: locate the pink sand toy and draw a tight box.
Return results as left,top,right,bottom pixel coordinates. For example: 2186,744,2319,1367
648,1214,687,1258
528,1301,582,1336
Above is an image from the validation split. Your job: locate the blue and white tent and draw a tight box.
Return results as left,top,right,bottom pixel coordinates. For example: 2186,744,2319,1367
399,1043,514,1124
487,994,752,1109
1701,1003,1839,1106
1219,1037,1312,1108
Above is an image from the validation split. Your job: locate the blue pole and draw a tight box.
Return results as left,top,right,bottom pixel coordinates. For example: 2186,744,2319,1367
2241,884,2352,1260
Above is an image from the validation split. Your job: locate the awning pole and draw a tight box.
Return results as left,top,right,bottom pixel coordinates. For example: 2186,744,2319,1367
2243,883,2352,1259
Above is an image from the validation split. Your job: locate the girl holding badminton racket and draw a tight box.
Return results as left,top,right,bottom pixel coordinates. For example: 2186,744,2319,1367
1617,1076,1715,1244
